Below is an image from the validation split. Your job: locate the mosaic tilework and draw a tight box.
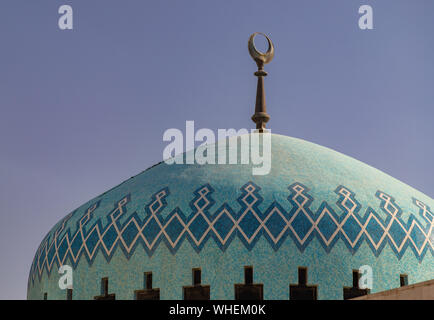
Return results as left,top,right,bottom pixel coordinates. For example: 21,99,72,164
29,181,434,285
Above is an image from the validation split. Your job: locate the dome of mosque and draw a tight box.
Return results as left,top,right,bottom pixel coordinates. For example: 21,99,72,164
27,133,434,300
27,33,433,300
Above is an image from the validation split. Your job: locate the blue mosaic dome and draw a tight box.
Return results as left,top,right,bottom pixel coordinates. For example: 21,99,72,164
27,133,434,300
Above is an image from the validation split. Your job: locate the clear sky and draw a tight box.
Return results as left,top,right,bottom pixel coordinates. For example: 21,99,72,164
0,0,433,299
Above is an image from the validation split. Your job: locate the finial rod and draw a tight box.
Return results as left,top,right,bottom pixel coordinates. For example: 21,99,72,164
248,33,274,132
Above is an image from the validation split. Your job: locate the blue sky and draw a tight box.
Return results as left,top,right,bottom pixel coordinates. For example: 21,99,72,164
0,0,433,299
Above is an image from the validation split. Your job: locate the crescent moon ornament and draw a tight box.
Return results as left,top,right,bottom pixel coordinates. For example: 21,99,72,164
248,32,274,66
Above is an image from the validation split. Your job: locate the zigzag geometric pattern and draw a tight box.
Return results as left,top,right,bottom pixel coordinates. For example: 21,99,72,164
29,181,434,285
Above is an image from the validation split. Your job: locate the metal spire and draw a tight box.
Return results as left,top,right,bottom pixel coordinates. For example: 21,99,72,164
248,33,274,132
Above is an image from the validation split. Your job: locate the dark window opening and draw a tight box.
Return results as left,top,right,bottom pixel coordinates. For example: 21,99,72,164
146,272,153,290
400,274,408,287
352,270,359,288
43,292,47,300
135,272,160,300
343,269,369,300
244,266,253,285
183,268,210,300
66,288,73,300
101,277,108,295
193,268,201,286
289,267,318,300
298,267,307,286
94,277,116,300
235,266,263,300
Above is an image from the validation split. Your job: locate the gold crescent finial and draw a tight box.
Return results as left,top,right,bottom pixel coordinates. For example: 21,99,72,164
248,32,274,66
248,33,274,132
